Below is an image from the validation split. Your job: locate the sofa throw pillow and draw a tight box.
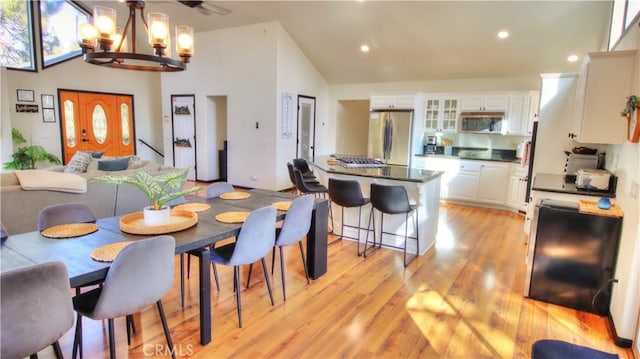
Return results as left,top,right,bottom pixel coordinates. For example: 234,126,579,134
81,151,104,158
97,158,130,171
64,151,92,173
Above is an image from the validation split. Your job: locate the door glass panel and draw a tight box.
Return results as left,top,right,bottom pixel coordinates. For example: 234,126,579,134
63,100,76,147
120,103,130,145
92,105,107,144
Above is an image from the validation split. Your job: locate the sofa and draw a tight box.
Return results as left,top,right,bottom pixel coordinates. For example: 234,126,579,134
0,155,183,235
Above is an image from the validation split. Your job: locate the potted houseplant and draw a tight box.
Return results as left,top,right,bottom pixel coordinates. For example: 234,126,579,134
95,168,201,226
3,128,61,170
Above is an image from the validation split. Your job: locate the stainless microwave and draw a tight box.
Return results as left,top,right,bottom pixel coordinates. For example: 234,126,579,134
459,111,505,134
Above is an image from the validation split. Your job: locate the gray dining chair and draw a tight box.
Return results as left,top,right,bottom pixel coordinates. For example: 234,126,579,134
37,202,97,231
181,182,235,308
72,235,176,359
1,261,74,359
249,194,315,301
210,206,277,328
205,181,235,198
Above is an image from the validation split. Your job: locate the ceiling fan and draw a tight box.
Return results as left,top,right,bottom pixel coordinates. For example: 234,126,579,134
177,0,231,16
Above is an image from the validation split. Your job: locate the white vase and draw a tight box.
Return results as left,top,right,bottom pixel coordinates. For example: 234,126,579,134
143,205,171,226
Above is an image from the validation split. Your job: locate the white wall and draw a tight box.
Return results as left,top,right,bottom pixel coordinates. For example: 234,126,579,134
1,67,11,167
160,21,329,190
2,59,163,165
606,18,640,341
276,22,330,190
161,22,278,188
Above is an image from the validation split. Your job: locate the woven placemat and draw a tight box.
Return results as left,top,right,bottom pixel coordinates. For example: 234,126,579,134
41,223,99,239
215,211,250,223
272,201,292,211
219,192,251,200
174,202,211,212
91,241,133,262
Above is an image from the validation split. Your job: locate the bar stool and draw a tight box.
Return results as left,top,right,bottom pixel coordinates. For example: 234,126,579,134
365,183,419,267
328,178,371,251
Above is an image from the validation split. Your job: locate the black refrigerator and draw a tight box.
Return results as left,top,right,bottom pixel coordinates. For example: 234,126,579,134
525,199,622,315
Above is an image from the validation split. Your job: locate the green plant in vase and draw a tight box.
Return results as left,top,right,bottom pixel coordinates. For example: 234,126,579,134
94,168,201,225
3,128,61,170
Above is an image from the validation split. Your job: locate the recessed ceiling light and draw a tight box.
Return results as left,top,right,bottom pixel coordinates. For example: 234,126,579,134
567,55,579,62
360,44,370,52
497,31,509,39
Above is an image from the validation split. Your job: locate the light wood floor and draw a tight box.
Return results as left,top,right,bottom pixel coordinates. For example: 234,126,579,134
46,202,632,358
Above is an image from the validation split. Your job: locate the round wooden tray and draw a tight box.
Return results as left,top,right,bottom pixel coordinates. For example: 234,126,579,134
173,202,211,212
91,241,133,262
219,192,251,200
119,209,198,235
272,201,292,211
41,223,99,239
215,211,250,223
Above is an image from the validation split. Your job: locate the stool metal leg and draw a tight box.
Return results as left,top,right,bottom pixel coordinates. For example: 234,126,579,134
363,209,380,258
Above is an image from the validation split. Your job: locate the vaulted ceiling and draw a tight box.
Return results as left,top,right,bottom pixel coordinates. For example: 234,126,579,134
79,1,613,84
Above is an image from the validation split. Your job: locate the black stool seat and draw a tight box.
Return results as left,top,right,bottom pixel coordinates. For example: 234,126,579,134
365,183,419,266
328,178,371,250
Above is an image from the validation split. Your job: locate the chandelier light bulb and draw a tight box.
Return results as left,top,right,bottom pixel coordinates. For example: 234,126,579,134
176,25,194,57
93,6,116,39
148,13,170,46
78,22,97,43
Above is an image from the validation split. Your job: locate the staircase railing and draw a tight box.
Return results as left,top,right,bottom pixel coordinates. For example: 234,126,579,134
138,139,164,158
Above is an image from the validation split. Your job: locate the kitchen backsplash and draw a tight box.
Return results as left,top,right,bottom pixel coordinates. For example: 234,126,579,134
424,132,530,151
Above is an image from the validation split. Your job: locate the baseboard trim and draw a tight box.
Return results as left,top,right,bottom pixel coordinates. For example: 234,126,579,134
607,313,633,348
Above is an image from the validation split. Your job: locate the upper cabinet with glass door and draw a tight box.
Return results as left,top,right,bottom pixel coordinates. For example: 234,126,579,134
424,95,460,133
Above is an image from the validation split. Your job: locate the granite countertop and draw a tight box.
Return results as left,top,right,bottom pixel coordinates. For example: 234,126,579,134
532,173,616,198
311,156,443,183
415,146,520,163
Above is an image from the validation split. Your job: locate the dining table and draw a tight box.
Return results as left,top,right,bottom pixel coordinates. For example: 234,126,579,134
0,188,329,345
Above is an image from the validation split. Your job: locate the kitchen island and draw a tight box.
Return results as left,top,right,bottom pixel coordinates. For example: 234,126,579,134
309,155,444,255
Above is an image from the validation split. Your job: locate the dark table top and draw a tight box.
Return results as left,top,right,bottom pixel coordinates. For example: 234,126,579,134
1,188,323,287
312,155,443,183
532,173,616,198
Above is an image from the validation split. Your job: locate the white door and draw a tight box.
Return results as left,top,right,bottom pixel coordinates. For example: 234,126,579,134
171,95,196,181
297,95,316,160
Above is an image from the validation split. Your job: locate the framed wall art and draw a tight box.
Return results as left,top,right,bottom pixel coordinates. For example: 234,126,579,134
41,94,54,109
17,89,35,102
42,108,56,123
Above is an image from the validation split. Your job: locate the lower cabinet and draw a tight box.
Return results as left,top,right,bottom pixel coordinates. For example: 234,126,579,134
416,156,522,210
446,161,481,201
477,163,508,205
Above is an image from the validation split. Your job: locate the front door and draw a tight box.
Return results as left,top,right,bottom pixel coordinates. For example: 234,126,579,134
297,95,316,161
59,90,135,163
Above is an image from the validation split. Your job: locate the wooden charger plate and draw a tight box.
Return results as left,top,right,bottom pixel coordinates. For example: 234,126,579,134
272,201,292,211
219,192,251,200
119,209,198,235
215,211,250,223
578,200,623,218
41,223,99,239
91,241,133,262
173,202,211,212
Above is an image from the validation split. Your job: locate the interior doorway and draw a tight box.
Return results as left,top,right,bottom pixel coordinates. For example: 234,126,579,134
208,95,228,181
297,95,316,161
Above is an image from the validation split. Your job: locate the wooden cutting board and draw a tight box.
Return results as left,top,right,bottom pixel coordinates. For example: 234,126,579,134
578,200,623,218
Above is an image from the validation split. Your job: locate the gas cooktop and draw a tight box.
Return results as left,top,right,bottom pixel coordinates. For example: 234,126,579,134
335,156,388,168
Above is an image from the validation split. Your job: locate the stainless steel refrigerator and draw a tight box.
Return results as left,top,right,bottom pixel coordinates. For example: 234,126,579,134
367,110,413,166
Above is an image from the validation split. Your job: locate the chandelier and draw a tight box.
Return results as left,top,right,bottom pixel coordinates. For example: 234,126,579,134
77,0,194,72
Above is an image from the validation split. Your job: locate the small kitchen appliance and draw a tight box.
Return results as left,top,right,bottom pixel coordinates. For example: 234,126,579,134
575,169,611,191
425,135,437,154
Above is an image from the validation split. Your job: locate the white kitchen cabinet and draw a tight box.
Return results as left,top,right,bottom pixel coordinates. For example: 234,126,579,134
507,165,528,211
370,93,419,110
461,94,508,112
477,162,508,205
445,161,481,201
506,91,540,135
424,95,460,133
570,50,636,144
